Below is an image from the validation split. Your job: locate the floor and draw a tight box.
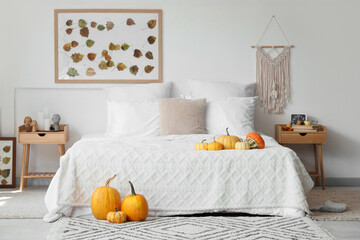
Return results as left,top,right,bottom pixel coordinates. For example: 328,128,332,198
0,186,360,240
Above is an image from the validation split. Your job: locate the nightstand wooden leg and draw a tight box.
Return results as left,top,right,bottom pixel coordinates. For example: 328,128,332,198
20,145,26,191
318,144,325,190
58,144,66,156
313,144,320,186
24,144,31,187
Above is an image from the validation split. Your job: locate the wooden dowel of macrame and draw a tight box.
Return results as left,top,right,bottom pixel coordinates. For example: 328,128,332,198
251,45,294,48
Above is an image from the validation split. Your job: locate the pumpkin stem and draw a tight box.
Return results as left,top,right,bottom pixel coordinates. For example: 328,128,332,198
129,181,137,196
115,207,118,212
213,137,216,142
226,127,230,136
105,174,117,187
201,139,206,143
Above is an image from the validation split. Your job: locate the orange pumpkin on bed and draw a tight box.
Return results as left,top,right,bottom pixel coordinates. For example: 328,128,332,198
245,132,265,149
216,127,242,149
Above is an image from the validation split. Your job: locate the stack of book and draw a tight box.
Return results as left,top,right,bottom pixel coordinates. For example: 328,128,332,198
292,125,318,133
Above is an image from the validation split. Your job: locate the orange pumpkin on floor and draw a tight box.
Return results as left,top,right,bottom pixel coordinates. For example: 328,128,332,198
245,132,265,149
106,207,127,223
91,175,121,220
216,127,242,149
121,181,148,221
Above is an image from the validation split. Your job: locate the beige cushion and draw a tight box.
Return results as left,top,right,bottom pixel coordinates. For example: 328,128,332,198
159,98,206,135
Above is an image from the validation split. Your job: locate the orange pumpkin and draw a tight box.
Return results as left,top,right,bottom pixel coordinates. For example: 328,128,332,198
121,181,148,221
216,127,242,149
195,139,208,150
106,207,127,223
245,132,265,149
91,175,121,220
208,137,223,151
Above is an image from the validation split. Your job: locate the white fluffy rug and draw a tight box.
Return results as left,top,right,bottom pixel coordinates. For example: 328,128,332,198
0,187,47,219
47,216,335,240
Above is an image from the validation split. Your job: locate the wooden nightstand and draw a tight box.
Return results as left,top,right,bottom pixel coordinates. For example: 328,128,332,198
18,124,69,191
275,124,327,190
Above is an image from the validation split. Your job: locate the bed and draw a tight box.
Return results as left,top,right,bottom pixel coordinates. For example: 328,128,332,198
44,133,314,222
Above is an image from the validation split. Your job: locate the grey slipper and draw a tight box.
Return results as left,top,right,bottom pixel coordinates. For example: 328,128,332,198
311,200,347,213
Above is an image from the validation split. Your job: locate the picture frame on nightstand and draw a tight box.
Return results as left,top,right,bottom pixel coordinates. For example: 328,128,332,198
291,114,307,125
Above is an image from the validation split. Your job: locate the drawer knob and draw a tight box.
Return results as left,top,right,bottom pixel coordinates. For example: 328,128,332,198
38,133,46,137
299,133,307,136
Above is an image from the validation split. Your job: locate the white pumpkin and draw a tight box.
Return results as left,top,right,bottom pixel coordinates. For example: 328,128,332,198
235,141,250,150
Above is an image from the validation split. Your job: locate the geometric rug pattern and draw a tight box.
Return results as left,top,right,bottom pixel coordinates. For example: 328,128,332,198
46,217,335,240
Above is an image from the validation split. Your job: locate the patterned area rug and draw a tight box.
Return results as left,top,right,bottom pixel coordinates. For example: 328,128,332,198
46,217,334,240
307,189,360,221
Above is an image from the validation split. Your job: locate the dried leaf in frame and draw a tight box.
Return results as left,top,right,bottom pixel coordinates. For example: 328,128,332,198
117,63,127,71
145,51,153,59
66,28,73,35
71,41,79,48
71,53,84,63
87,53,97,61
106,21,114,31
2,157,10,164
1,179,7,185
102,50,108,57
144,65,155,73
121,43,130,51
147,36,156,44
147,20,156,29
66,20,73,26
107,60,115,67
80,27,89,38
3,146,11,153
99,61,108,70
78,19,87,28
105,55,112,61
86,68,96,76
86,39,95,47
126,18,135,26
133,49,143,58
67,68,79,77
63,43,71,52
97,25,105,31
129,65,139,75
91,21,97,28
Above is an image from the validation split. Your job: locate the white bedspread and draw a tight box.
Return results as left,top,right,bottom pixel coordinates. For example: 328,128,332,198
44,134,313,222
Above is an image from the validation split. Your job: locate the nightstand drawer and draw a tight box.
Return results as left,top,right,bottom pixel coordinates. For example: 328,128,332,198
280,132,326,144
19,132,67,144
18,124,69,144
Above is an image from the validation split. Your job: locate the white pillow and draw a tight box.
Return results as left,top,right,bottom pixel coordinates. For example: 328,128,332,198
182,95,257,135
106,99,159,137
104,82,172,101
206,97,258,136
188,79,255,98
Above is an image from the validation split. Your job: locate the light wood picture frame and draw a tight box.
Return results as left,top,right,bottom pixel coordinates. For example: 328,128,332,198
0,137,16,188
54,9,162,83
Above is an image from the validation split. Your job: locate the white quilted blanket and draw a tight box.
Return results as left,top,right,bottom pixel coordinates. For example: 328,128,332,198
44,134,313,221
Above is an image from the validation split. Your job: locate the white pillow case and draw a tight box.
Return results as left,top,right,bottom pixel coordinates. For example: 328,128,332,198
182,96,258,136
106,99,159,137
206,97,258,136
188,79,255,98
104,82,172,101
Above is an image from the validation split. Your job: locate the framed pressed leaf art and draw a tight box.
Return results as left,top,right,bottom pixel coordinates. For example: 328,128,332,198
0,138,16,188
54,9,162,83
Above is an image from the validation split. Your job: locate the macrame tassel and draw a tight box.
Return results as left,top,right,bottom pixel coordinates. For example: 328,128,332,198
255,46,290,113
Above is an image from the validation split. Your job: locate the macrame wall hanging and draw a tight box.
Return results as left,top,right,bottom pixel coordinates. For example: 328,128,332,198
252,15,294,113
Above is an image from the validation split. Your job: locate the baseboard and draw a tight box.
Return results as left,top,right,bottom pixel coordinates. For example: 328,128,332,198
323,178,360,186
14,177,360,188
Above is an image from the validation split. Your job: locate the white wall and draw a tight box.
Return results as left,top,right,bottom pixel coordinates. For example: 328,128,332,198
1,0,360,185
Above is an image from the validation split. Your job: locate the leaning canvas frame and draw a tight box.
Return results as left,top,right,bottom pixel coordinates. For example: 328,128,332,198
0,138,16,188
54,9,162,83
